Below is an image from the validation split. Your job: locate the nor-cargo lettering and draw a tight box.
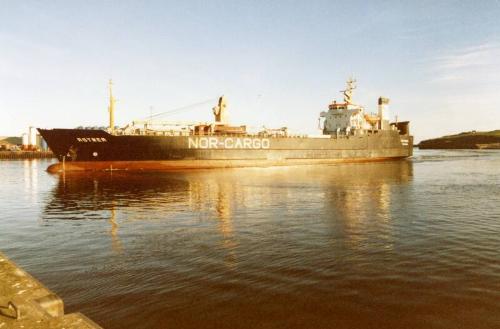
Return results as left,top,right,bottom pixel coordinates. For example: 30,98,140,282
188,137,270,149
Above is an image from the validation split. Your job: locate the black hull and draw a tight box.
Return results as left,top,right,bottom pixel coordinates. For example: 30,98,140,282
38,128,413,172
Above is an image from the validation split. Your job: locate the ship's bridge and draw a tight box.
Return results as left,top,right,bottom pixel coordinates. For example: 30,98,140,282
321,105,368,133
319,79,392,135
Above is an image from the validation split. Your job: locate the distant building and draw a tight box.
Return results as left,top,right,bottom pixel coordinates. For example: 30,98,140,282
20,127,48,151
0,136,21,151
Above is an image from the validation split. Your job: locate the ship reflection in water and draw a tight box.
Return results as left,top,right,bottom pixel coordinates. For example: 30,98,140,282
39,161,419,328
43,161,413,257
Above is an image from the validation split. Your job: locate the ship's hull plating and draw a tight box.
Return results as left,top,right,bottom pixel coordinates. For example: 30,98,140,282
38,128,413,172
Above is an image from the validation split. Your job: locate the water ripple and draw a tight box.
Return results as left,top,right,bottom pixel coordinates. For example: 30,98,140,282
0,153,499,328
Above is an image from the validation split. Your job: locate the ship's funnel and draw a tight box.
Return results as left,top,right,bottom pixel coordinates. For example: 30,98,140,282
378,97,390,129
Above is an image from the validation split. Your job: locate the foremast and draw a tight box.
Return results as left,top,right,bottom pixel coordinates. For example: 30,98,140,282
108,79,116,134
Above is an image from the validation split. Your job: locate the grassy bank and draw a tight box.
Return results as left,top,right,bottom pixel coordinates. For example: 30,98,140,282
419,130,500,149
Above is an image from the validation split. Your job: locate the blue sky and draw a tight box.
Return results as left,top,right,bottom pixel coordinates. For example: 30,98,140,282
1,0,500,141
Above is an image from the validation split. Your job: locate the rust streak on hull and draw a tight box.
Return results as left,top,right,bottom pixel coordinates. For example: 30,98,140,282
47,157,408,173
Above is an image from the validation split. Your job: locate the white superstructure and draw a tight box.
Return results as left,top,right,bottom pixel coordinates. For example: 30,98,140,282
319,78,393,135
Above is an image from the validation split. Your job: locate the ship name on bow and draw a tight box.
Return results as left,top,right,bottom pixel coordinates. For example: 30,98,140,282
188,137,270,149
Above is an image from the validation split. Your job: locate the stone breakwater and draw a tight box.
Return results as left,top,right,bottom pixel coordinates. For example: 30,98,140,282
0,251,101,329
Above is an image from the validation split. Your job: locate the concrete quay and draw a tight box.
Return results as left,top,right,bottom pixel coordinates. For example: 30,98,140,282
0,252,102,329
0,151,54,160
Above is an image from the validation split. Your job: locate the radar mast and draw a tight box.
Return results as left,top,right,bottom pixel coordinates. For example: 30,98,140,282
341,77,356,104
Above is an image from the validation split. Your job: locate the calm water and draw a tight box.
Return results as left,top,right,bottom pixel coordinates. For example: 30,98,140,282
1,150,499,329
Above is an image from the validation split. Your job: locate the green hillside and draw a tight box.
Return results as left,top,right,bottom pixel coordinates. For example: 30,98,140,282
0,136,22,145
419,130,500,149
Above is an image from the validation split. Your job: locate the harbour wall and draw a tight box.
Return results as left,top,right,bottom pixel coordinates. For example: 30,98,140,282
0,251,102,328
0,151,55,160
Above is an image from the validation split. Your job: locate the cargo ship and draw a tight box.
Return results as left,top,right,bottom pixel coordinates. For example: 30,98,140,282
38,79,413,173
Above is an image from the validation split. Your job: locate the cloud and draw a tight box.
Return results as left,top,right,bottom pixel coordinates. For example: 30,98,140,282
409,42,500,141
429,42,500,84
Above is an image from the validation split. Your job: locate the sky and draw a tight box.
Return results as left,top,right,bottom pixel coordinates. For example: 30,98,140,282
1,0,500,142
